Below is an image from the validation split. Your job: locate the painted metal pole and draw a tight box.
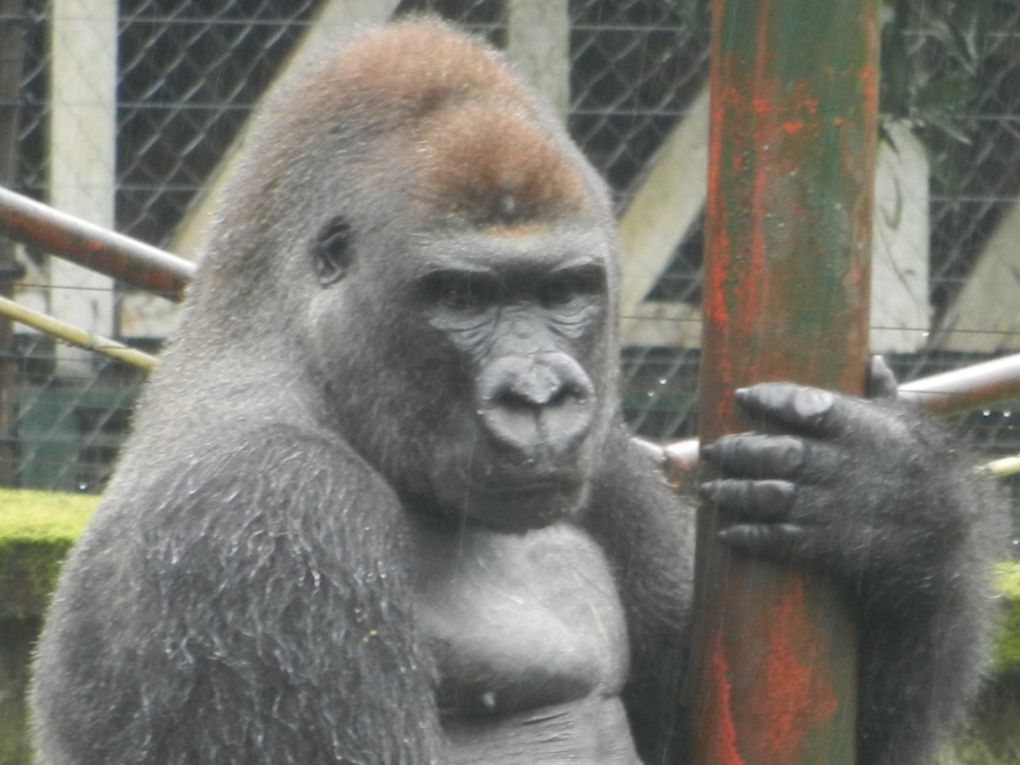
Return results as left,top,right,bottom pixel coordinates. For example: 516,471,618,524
687,1,879,764
0,186,194,301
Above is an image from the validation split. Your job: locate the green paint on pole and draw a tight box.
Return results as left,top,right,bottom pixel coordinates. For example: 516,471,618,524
688,1,879,764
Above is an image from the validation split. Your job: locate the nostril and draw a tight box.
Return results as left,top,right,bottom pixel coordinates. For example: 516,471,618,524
547,382,587,409
497,381,583,412
498,388,542,413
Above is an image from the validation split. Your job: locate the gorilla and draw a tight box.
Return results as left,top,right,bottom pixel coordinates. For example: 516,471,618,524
31,18,1002,765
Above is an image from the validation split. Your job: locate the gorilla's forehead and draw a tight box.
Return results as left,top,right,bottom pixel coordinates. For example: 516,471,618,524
409,100,589,224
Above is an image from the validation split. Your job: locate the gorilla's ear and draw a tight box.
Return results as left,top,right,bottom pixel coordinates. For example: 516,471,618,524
312,217,354,286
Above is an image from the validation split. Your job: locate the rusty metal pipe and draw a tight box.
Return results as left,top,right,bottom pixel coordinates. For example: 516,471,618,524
0,186,194,301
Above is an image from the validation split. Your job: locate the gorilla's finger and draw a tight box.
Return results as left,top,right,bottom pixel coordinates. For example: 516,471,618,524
735,383,840,435
718,523,806,557
700,479,795,522
700,433,806,478
867,355,899,400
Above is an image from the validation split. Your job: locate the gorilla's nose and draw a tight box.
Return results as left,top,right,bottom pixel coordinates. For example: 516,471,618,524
476,354,596,461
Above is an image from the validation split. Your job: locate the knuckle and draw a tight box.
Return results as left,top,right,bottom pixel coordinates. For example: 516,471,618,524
752,479,794,507
790,387,835,421
764,437,805,472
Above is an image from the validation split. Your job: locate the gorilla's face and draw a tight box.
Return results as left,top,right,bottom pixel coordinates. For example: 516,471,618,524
414,227,614,530
309,218,617,532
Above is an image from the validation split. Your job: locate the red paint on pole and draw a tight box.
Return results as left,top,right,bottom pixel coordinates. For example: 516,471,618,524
751,580,839,765
700,636,746,765
688,1,877,763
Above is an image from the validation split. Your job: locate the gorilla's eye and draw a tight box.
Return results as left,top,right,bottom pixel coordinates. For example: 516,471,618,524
311,218,353,286
540,266,605,310
539,277,575,307
423,271,497,313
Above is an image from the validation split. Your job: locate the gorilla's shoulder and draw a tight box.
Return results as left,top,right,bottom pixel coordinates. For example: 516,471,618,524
104,420,398,533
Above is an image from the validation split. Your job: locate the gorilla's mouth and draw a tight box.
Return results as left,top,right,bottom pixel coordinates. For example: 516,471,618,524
429,459,587,530
458,460,585,497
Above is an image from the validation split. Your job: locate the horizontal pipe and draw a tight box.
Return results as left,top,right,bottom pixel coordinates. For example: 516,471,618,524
0,295,157,371
663,351,1020,475
897,353,1020,415
0,186,194,301
987,454,1020,478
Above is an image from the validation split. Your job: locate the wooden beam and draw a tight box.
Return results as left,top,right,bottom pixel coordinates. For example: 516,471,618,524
48,0,117,372
933,194,1020,353
619,301,702,348
618,86,709,338
870,122,929,353
506,0,570,115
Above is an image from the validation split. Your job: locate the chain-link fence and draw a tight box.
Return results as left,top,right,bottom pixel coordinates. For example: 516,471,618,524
0,0,1017,540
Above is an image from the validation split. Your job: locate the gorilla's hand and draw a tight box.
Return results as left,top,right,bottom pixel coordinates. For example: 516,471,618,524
699,382,971,585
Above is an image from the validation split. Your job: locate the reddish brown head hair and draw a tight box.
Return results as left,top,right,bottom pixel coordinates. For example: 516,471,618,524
288,19,590,225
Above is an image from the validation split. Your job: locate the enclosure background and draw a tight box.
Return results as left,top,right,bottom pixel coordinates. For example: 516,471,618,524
0,0,1016,546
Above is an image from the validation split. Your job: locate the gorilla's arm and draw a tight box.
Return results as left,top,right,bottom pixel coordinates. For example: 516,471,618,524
32,425,443,765
585,427,696,763
702,384,1004,765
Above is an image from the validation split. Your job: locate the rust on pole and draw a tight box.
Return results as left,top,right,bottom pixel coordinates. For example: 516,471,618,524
0,186,195,301
687,1,879,764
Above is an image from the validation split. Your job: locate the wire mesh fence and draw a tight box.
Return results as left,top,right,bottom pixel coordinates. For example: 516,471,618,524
0,0,1018,541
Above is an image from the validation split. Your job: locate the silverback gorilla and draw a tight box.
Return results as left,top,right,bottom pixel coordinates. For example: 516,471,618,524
31,18,1002,765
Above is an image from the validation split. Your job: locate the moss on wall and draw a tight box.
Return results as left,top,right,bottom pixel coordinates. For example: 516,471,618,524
0,489,98,620
0,618,40,765
993,563,1020,675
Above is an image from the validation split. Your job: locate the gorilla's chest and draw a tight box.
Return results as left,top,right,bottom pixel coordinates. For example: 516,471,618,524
410,521,630,718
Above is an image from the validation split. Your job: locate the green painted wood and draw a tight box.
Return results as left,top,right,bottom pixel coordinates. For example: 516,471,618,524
687,1,879,764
